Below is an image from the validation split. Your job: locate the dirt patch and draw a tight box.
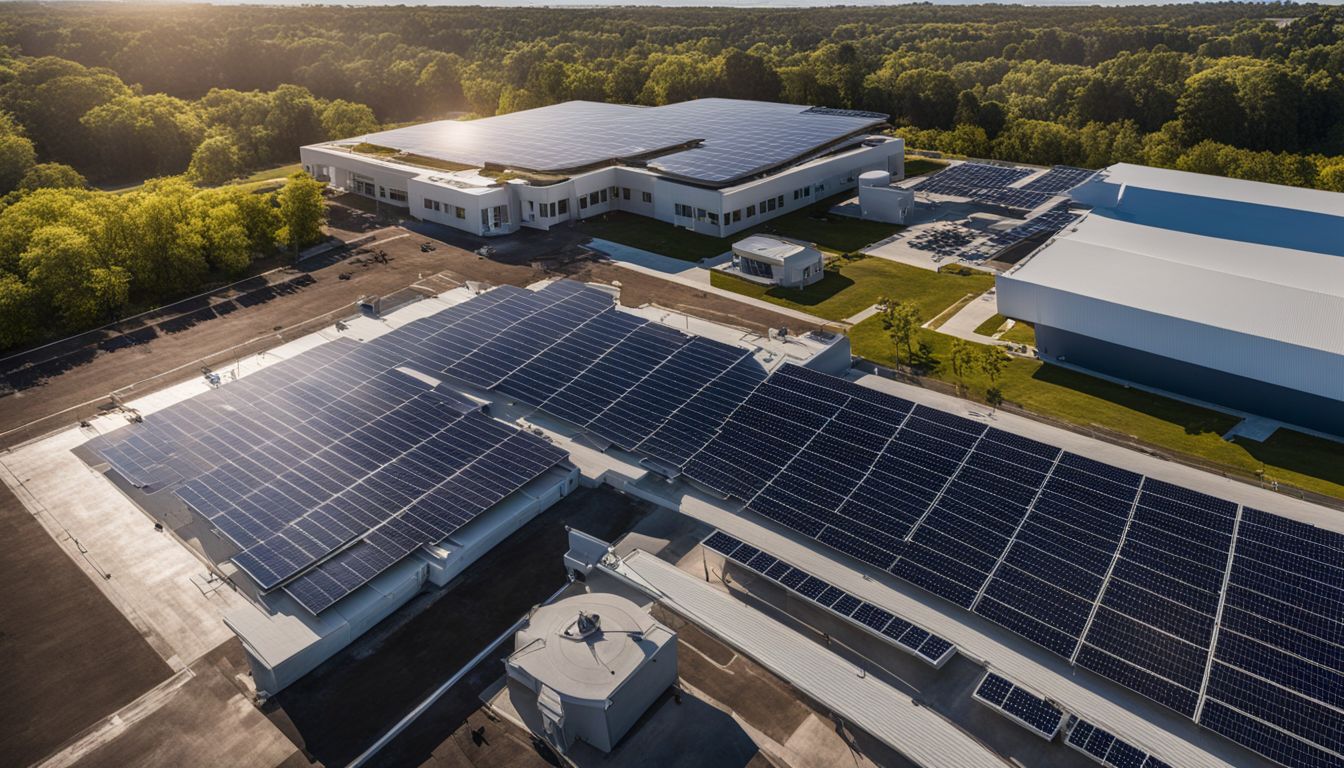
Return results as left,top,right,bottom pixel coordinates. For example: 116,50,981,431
0,483,173,767
652,605,814,745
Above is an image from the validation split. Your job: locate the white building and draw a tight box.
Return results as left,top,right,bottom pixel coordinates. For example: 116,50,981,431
726,235,825,288
300,99,903,239
997,163,1344,435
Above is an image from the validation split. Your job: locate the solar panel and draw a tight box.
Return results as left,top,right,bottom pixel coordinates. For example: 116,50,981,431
974,672,1063,738
705,530,955,667
1020,166,1097,195
914,163,1034,196
1065,717,1169,768
346,99,886,186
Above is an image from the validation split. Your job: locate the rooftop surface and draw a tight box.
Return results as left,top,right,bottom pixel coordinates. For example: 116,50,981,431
1006,212,1344,356
331,99,888,185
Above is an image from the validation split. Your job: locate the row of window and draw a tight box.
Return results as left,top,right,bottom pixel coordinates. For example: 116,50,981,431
423,198,467,219
528,199,570,218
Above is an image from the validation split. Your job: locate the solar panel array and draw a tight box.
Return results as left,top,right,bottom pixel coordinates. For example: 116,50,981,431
913,162,1074,211
914,163,1034,196
974,672,1065,738
93,284,604,614
1021,166,1098,195
679,362,1344,768
703,530,956,667
1066,716,1174,768
348,99,886,185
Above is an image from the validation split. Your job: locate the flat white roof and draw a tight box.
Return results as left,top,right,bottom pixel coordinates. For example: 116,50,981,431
1008,213,1344,355
733,234,817,265
1099,163,1344,218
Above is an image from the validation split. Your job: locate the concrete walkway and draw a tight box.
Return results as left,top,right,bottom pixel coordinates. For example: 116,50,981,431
933,290,1011,346
585,238,846,329
844,304,884,325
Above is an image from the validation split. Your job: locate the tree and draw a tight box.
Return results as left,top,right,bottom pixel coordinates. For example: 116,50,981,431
20,225,104,327
188,135,244,186
879,298,921,367
1176,70,1244,147
0,133,37,194
277,172,326,256
19,163,87,191
979,345,1007,381
80,94,206,180
948,338,976,394
716,49,781,102
1319,163,1344,193
321,99,379,140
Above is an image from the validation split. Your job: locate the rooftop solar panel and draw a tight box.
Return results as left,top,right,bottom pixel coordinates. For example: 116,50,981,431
1020,166,1097,195
339,98,886,186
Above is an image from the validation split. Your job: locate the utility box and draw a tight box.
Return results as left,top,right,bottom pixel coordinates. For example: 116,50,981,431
506,593,677,754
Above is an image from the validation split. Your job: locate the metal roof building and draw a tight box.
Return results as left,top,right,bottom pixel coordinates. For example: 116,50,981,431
997,164,1344,436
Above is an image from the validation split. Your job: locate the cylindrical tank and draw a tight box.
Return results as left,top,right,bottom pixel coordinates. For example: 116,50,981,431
859,170,892,188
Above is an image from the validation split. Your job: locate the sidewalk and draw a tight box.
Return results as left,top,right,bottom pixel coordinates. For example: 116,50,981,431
932,290,1010,346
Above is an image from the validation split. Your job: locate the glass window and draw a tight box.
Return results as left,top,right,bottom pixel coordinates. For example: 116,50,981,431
559,199,569,214
747,204,756,217
424,198,434,209
695,208,706,221
589,192,599,205
389,189,407,203
642,191,652,203
455,206,465,219
776,195,784,208
622,187,630,200
599,188,608,203
580,197,589,209
708,212,719,224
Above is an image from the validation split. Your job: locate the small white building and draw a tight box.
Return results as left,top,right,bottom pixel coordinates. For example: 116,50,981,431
506,592,677,754
301,99,903,239
727,235,825,288
857,169,916,224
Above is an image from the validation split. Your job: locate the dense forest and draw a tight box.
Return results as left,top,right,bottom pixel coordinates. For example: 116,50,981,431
0,1,1342,350
3,2,1343,190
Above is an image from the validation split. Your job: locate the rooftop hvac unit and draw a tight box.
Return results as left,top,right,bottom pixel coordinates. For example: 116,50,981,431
358,295,381,318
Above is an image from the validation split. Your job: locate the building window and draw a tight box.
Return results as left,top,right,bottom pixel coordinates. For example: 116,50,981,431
675,203,693,218
481,209,489,228
378,186,386,198
494,204,509,224
793,189,801,200
599,188,608,203
622,187,631,200
732,210,741,223
433,201,441,211
642,191,652,203
424,198,434,210
804,186,811,197
528,200,535,213
695,208,706,221
547,202,556,217
580,197,589,209
588,192,599,206
776,195,784,208
708,212,719,224
389,189,407,203
559,199,569,214
609,186,619,199
804,265,812,278
747,204,756,217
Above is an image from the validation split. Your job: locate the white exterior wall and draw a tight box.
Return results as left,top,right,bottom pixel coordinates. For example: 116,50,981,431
302,135,905,241
997,274,1342,400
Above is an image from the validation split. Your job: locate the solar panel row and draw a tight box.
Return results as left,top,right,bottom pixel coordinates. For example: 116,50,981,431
703,530,955,666
94,282,597,613
678,361,1344,768
974,672,1065,738
1020,166,1098,195
1065,715,1173,768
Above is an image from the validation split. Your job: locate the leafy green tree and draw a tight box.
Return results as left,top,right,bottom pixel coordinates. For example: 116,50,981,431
716,49,780,102
948,338,978,394
187,135,244,186
879,297,921,367
201,202,253,276
320,100,379,140
18,163,86,191
20,225,103,327
1318,163,1344,193
80,94,205,180
276,172,326,256
0,273,36,349
0,133,37,194
1177,70,1244,146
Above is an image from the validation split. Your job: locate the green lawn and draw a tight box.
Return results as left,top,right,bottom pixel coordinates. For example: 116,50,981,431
905,157,948,177
850,318,1344,500
711,256,994,322
974,313,1036,345
578,190,905,262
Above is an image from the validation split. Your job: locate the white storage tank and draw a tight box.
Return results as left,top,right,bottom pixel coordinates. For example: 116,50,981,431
859,169,892,188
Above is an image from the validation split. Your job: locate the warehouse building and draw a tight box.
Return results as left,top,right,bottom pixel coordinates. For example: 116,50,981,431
997,164,1344,436
300,99,903,238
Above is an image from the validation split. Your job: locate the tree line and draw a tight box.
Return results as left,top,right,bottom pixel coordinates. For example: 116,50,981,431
0,173,326,350
3,2,1343,189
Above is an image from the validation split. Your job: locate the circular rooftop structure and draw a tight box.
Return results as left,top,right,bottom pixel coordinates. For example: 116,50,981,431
510,592,671,702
